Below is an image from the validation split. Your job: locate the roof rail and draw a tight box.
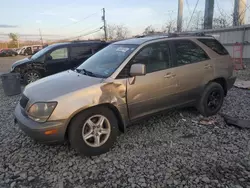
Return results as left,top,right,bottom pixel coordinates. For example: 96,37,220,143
134,33,168,38
71,39,105,43
169,32,214,38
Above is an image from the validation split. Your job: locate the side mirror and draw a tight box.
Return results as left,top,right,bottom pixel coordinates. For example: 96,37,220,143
46,55,52,61
130,64,146,77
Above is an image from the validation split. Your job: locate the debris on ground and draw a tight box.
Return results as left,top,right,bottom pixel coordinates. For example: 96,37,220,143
198,118,216,126
234,79,250,89
221,114,250,129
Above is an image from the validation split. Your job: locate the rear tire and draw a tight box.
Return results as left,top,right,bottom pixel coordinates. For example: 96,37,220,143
68,107,119,156
197,82,224,117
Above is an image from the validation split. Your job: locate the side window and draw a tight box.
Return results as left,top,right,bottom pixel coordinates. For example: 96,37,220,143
173,40,209,66
117,42,171,78
132,42,171,74
50,48,68,60
71,46,92,59
198,38,229,55
92,43,108,53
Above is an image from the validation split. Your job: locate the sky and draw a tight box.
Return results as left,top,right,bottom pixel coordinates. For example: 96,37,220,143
0,0,249,41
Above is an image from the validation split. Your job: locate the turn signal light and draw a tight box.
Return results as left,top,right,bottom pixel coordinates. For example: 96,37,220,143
44,129,58,135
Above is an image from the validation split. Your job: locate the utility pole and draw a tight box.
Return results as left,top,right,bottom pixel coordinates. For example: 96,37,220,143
39,28,43,45
204,0,214,29
234,0,246,26
177,0,183,32
102,8,108,41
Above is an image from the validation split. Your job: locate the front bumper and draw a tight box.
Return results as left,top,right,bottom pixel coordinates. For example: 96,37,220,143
14,103,67,143
227,76,237,90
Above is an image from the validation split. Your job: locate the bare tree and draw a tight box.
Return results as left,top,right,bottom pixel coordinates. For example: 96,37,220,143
213,16,232,29
115,25,129,40
107,24,129,40
143,25,156,35
162,20,176,33
186,11,204,31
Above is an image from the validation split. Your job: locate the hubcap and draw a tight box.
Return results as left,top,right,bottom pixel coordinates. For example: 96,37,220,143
207,90,221,111
27,72,40,83
82,115,111,147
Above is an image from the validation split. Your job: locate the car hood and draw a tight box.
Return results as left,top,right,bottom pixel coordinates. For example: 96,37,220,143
12,58,32,67
23,70,104,101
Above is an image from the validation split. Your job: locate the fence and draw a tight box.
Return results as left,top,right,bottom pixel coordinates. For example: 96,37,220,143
0,43,8,49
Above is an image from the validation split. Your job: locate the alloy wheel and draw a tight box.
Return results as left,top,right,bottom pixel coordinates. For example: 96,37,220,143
82,115,111,147
27,72,40,83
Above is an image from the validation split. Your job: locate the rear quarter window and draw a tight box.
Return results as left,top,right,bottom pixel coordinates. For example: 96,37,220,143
71,45,93,59
198,38,229,55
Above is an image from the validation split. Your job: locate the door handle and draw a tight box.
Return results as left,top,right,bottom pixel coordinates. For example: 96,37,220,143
164,73,176,78
204,64,212,69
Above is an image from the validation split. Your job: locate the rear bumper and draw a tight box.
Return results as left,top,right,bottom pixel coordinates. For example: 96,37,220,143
227,76,236,90
14,103,67,143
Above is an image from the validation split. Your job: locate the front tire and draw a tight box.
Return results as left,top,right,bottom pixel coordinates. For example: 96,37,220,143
197,82,224,117
69,107,119,156
24,70,41,84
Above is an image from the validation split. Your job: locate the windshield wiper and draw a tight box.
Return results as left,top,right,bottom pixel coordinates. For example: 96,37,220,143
75,68,104,78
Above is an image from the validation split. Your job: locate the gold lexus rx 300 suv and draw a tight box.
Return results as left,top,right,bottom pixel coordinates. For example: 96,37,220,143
14,34,236,156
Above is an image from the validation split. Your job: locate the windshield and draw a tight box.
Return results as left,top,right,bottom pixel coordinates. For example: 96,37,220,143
31,45,53,59
77,44,138,78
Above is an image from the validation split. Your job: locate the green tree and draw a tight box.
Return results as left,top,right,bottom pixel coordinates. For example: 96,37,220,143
8,33,19,48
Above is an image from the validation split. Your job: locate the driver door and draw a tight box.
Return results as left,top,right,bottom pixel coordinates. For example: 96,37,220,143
45,47,70,76
126,41,179,120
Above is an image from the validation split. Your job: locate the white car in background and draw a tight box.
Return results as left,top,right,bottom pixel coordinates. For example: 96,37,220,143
18,45,43,55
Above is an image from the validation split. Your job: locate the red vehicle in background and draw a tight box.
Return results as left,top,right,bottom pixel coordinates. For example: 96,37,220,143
0,48,18,57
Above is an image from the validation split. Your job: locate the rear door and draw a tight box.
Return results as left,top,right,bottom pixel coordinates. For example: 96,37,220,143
45,46,69,75
69,44,93,68
171,39,213,104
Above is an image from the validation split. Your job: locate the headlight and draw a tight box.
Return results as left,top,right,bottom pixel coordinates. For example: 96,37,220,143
10,66,14,72
27,102,57,122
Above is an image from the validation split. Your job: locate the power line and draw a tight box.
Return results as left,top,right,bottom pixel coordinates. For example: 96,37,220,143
41,10,101,32
65,26,103,41
215,0,233,23
58,11,101,29
187,0,200,29
185,0,192,15
52,24,103,38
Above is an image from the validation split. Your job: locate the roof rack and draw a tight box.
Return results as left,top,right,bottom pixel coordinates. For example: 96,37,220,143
71,39,105,43
169,32,214,38
133,32,213,39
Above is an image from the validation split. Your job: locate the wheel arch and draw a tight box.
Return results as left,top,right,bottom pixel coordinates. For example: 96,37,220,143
64,103,125,139
208,77,227,96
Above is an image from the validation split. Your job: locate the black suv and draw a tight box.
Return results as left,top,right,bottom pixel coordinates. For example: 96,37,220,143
11,41,110,84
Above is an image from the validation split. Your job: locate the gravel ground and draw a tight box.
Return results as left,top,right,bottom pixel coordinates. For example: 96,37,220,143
0,70,250,188
235,65,250,81
0,56,24,73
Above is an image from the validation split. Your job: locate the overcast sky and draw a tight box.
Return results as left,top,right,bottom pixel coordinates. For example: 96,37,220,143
0,0,248,41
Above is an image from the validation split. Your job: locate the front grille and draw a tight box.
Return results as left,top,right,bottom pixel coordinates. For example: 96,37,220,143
20,95,29,109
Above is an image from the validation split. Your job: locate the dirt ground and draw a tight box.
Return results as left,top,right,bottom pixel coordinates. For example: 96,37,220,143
0,56,24,73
